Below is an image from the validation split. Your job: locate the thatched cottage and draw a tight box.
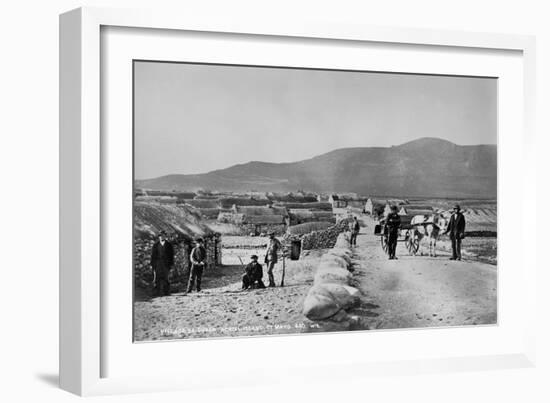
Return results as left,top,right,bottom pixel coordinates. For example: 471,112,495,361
217,205,289,235
133,202,222,291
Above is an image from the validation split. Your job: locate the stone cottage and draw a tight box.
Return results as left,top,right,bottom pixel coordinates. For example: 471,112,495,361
217,205,289,235
133,202,222,292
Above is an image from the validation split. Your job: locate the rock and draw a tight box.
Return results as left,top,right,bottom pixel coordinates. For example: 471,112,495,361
314,266,352,285
319,283,360,309
327,250,352,264
303,286,342,320
319,254,349,269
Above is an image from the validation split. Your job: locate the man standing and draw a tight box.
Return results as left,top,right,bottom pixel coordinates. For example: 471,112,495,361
349,216,360,246
242,255,266,290
187,238,207,293
444,204,466,261
150,230,175,297
265,232,281,287
386,205,401,260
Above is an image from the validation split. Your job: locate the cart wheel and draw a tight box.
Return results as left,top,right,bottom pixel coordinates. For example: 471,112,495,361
381,236,389,254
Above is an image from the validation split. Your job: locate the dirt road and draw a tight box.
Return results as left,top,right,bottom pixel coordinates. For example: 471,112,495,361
348,218,497,330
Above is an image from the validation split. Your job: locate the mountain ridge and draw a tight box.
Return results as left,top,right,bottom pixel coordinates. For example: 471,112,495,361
136,137,497,198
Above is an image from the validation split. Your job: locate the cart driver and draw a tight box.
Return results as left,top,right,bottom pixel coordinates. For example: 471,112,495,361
386,205,401,260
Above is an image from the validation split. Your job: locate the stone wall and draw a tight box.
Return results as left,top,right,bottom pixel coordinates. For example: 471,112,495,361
284,219,350,251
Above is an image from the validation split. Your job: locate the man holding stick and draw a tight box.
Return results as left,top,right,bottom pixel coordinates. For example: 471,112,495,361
265,232,281,287
187,238,207,293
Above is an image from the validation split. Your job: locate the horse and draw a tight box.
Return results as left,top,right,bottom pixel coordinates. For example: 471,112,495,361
409,213,447,257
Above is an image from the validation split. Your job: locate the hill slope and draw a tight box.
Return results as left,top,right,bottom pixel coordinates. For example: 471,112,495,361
135,137,497,198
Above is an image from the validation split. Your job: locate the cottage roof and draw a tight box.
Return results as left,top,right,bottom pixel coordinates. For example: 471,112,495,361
235,205,288,216
134,202,215,240
268,193,318,203
244,215,286,225
173,192,197,199
288,209,335,224
338,195,369,202
273,201,333,211
218,197,272,208
182,199,220,209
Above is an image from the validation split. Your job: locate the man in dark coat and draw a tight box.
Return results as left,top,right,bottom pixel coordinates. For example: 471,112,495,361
265,232,281,287
187,238,207,292
349,216,360,246
444,204,466,260
386,205,401,260
150,230,175,297
242,255,266,290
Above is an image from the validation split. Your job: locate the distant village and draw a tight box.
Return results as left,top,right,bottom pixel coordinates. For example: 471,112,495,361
134,188,496,236
133,188,496,290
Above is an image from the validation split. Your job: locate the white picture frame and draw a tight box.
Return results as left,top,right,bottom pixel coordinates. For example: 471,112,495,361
59,6,537,396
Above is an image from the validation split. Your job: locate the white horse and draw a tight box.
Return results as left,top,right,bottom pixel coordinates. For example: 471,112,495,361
410,213,447,257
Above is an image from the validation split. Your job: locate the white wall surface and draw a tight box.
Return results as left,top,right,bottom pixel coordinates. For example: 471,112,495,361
0,0,547,402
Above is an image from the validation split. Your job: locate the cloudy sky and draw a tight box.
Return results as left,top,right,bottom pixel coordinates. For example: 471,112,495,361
134,61,497,180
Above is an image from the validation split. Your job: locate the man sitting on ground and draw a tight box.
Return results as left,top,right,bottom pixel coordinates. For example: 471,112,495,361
242,255,266,290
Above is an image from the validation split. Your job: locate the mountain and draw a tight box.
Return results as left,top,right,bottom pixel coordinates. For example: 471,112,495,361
135,137,497,198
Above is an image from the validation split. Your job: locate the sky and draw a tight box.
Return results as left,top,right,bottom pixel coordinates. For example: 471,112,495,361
134,61,497,180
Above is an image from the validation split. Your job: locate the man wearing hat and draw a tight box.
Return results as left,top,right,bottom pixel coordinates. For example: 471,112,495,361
265,232,281,287
386,205,401,260
187,238,207,293
242,255,266,290
444,204,466,260
150,230,175,297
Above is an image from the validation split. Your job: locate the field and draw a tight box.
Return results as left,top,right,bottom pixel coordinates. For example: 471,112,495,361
221,235,270,265
436,237,497,265
411,198,497,234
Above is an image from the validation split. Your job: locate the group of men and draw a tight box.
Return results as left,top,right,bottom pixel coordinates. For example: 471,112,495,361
384,203,466,260
150,232,207,297
241,232,282,290
149,231,282,297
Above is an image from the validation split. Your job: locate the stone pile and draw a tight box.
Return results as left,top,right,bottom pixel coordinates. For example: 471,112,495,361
302,232,361,323
297,219,350,250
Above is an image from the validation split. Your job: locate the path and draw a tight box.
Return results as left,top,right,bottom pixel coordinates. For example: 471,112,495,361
134,249,328,341
349,217,497,330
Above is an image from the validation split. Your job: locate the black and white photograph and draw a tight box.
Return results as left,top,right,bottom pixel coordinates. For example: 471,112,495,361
132,60,497,342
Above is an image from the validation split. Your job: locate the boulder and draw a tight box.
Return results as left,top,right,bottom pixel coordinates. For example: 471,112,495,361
314,266,351,285
326,250,352,265
320,283,361,309
320,254,349,269
303,286,342,320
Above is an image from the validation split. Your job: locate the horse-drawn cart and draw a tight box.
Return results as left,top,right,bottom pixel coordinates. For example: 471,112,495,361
374,213,446,257
373,215,420,256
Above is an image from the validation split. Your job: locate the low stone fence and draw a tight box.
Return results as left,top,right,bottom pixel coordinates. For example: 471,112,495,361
284,219,350,252
302,232,361,323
